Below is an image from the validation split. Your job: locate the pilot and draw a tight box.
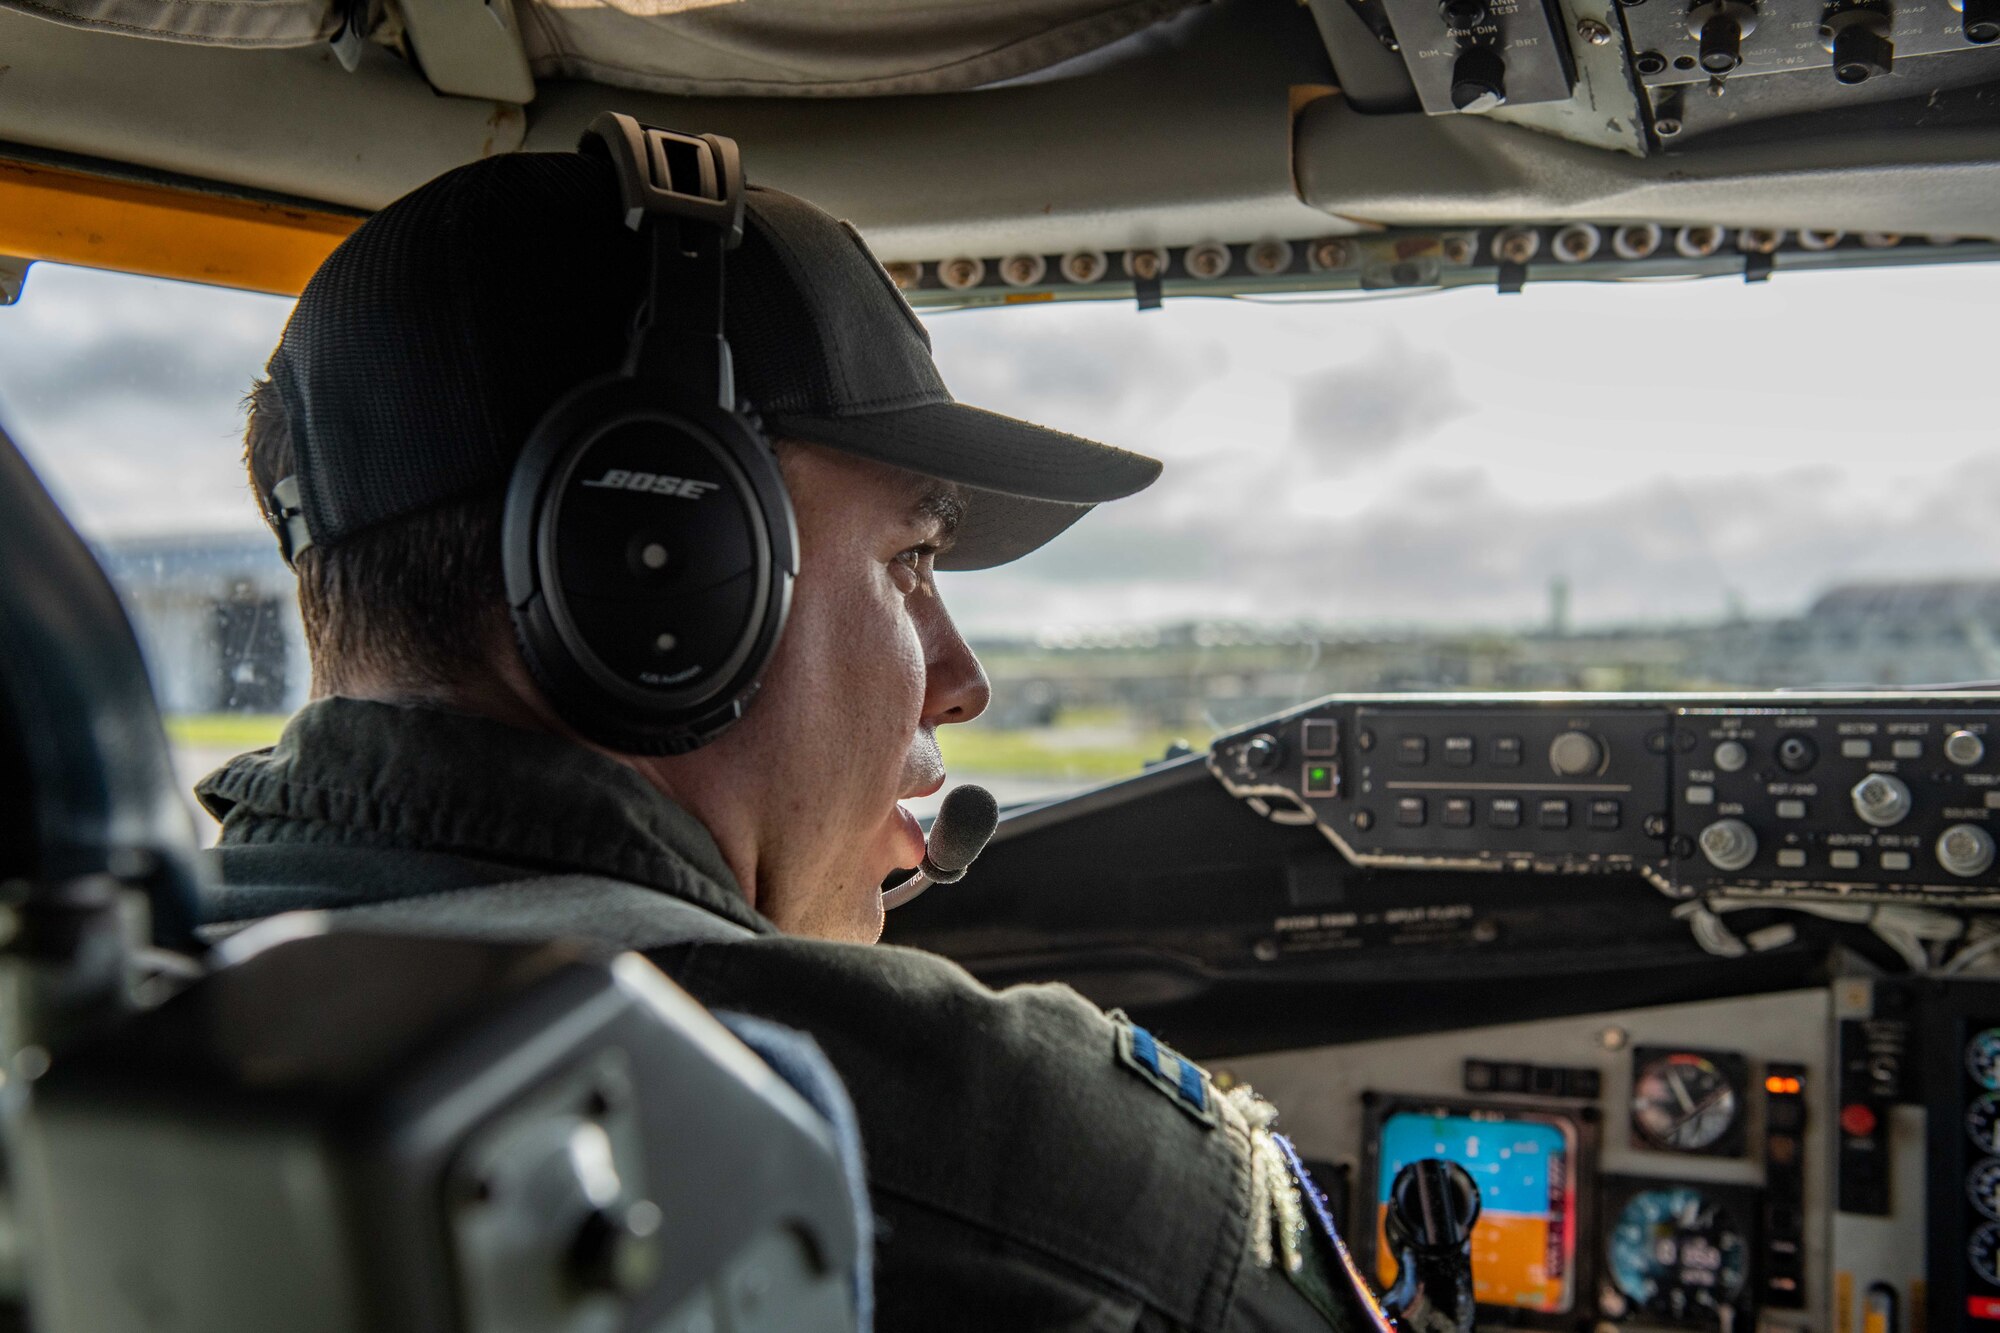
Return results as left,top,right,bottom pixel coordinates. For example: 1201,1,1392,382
195,146,1385,1332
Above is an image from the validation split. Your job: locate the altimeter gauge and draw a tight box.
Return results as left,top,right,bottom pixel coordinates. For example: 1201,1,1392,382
1970,1092,2000,1156
1605,1183,1752,1326
1970,1159,2000,1222
1631,1049,1747,1157
1969,1028,2000,1092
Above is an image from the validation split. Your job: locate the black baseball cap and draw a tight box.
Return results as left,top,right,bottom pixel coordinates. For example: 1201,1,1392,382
266,148,1161,571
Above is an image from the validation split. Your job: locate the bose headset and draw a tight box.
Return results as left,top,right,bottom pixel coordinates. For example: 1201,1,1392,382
501,114,798,755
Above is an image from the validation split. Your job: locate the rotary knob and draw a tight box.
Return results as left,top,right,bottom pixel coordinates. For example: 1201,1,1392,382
1688,0,1759,73
1700,13,1745,69
1699,818,1759,872
1449,45,1508,111
1851,773,1913,828
1238,734,1282,776
1948,729,1987,767
1714,740,1749,773
1822,5,1894,83
1960,0,2000,44
1549,730,1605,777
1939,824,1997,878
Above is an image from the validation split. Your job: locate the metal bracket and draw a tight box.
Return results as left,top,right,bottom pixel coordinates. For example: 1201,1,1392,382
0,255,32,306
396,0,535,103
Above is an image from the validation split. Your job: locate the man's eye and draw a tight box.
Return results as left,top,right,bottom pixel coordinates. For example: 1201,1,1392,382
893,544,939,588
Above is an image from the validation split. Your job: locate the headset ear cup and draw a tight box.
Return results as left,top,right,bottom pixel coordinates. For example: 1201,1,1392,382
504,377,796,755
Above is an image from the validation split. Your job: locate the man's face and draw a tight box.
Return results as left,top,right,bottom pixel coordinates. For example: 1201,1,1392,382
647,441,990,941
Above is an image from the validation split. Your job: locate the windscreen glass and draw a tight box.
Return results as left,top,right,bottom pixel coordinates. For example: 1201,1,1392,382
3,258,1995,825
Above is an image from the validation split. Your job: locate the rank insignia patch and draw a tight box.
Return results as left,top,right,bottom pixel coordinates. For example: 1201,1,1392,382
1111,1013,1217,1127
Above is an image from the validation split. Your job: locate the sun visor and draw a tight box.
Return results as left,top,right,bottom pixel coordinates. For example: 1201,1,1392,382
509,0,1200,98
0,0,1197,91
0,0,337,46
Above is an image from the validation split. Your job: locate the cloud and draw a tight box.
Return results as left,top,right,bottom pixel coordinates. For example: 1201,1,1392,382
1289,336,1471,473
0,265,291,536
944,453,2000,636
925,302,1229,440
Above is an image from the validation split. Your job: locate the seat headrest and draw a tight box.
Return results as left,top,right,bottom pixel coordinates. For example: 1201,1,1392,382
0,420,202,945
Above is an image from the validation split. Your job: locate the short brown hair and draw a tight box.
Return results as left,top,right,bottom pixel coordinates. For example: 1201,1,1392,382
243,377,508,697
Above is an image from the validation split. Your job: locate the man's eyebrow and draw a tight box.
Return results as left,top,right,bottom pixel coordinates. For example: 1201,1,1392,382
912,483,965,547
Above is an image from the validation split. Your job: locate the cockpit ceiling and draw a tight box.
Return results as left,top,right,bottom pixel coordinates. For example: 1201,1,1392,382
1,0,1998,291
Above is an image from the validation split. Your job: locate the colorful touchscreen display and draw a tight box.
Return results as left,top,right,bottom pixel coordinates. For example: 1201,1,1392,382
1374,1111,1576,1314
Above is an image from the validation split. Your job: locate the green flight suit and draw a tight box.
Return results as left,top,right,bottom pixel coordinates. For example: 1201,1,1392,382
197,698,1382,1333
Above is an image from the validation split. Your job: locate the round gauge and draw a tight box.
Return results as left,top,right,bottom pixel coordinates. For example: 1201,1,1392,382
1971,1094,2000,1155
1971,1160,2000,1222
1975,1222,2000,1287
1632,1053,1741,1153
1970,1029,2000,1091
1607,1186,1750,1322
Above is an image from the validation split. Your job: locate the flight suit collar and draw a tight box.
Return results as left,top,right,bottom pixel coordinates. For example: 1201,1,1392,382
195,696,773,935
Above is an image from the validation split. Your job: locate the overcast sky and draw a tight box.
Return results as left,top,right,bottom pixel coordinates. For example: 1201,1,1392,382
5,257,1998,637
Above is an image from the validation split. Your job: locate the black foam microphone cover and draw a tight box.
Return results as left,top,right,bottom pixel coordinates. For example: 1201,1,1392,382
922,785,1000,877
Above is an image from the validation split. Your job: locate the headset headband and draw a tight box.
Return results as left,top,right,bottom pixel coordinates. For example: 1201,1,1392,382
580,114,746,410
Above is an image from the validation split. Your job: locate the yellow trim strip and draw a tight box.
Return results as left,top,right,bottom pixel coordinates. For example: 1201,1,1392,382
0,160,359,297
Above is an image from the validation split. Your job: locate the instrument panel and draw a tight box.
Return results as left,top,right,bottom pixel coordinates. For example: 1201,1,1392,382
1217,989,1832,1333
1212,692,2000,908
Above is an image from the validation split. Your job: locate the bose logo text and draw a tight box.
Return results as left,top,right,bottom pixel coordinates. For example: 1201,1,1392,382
581,469,721,500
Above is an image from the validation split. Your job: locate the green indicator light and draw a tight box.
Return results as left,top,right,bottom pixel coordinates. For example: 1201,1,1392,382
1309,766,1331,784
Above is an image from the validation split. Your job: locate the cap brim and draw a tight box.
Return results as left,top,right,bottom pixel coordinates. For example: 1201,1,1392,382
765,401,1161,571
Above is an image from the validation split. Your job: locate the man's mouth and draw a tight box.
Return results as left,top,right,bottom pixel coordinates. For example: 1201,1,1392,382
884,801,929,885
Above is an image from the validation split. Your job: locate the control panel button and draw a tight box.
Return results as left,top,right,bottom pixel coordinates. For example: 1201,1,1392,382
1489,798,1523,829
1830,849,1862,871
1686,784,1716,805
1397,796,1428,827
1539,799,1571,830
1588,799,1622,830
1986,790,2000,811
1397,736,1428,766
1302,719,1339,756
1949,729,1987,767
1442,736,1475,766
1891,739,1923,759
1698,818,1758,872
1776,735,1818,772
1880,850,1912,872
1302,762,1338,797
1939,823,1998,878
1549,730,1605,777
1776,799,1807,820
1714,740,1749,772
1841,738,1873,759
1776,849,1808,869
1492,736,1523,767
1442,797,1474,828
1851,773,1914,828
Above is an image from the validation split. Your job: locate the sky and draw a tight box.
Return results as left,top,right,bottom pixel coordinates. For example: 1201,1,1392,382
5,256,1999,638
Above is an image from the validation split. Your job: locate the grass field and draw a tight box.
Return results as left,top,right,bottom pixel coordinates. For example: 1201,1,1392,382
163,712,1204,781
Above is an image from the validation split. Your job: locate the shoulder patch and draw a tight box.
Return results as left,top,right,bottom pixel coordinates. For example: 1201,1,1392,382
1110,1012,1216,1127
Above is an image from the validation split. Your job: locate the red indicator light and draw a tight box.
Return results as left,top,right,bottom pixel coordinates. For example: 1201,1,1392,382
1969,1295,2000,1321
1840,1102,1878,1137
1764,1075,1802,1095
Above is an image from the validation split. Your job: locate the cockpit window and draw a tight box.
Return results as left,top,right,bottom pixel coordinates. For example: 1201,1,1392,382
6,258,1997,822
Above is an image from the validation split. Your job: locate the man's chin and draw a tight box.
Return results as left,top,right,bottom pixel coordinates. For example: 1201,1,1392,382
766,874,887,944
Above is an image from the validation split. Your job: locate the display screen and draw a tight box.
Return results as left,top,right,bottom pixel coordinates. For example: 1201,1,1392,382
1374,1110,1577,1313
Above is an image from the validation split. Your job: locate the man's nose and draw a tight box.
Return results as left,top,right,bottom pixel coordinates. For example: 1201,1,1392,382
924,611,990,727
